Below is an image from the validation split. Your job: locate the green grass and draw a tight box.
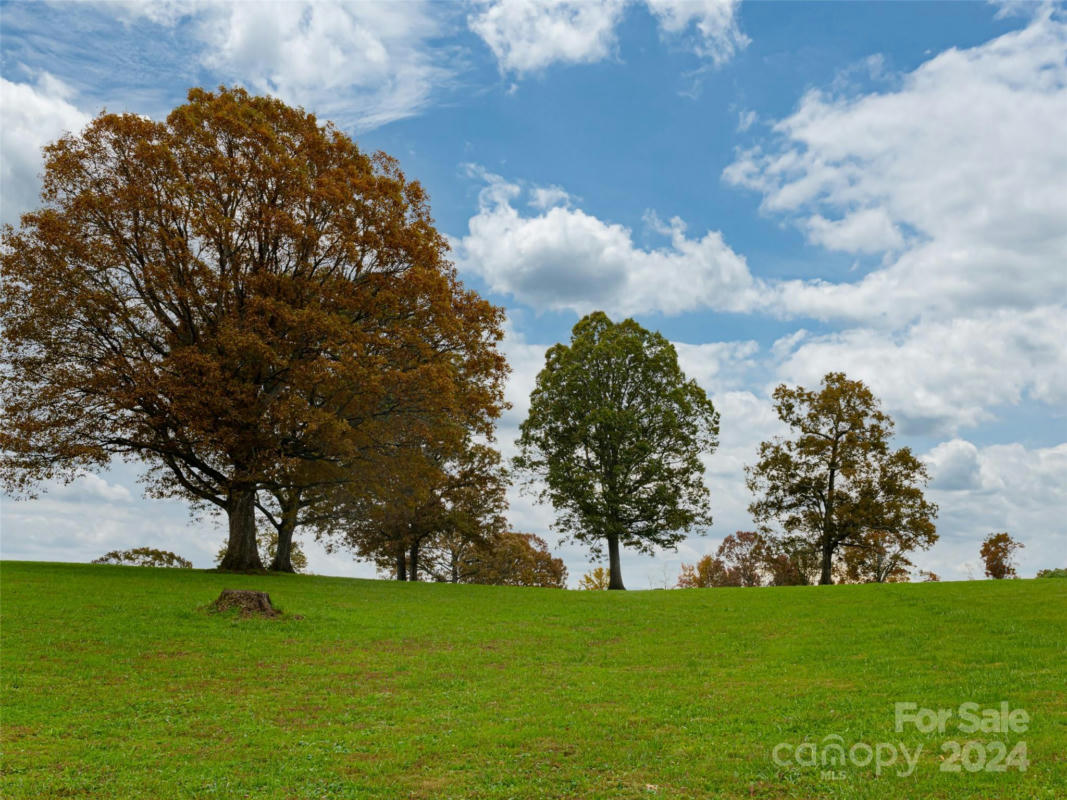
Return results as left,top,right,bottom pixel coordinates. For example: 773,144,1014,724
1,561,1064,799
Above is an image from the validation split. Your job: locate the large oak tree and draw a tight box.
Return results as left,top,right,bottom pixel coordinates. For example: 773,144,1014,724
1,87,506,570
514,312,719,590
746,372,937,585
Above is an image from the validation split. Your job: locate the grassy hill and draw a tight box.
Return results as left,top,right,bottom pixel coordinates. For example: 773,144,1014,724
1,561,1063,799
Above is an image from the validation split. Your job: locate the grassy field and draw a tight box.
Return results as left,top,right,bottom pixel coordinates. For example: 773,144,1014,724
1,561,1064,799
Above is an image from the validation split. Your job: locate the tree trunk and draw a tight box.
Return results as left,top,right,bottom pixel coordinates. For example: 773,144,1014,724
396,544,407,581
409,540,420,582
607,534,626,590
269,509,298,573
821,457,837,585
219,485,263,571
819,542,834,585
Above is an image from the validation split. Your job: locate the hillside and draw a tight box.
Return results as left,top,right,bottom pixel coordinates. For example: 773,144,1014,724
1,561,1064,798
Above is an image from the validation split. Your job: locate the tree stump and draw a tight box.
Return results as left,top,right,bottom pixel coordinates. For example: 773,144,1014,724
213,589,278,617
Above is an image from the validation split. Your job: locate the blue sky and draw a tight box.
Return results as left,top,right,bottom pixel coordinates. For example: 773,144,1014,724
2,0,1065,585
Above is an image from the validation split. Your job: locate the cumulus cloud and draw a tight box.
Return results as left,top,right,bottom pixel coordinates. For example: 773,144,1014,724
101,0,457,129
456,169,763,316
922,441,1067,579
725,13,1067,324
645,0,748,65
805,207,904,254
0,464,222,567
468,0,627,74
469,0,746,75
773,306,1067,435
923,440,982,491
0,73,90,224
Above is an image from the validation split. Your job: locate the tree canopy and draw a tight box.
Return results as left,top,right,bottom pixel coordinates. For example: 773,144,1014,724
324,429,509,582
1,87,506,570
980,532,1024,579
514,312,719,590
746,372,937,585
423,531,567,588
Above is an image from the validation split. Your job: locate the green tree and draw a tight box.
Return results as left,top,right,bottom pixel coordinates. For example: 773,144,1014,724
747,372,938,585
514,312,719,590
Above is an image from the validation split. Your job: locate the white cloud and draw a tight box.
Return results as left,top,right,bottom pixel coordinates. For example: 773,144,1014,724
0,461,378,576
48,473,134,504
469,0,627,74
456,170,762,316
725,13,1067,324
736,108,757,132
0,463,223,567
469,0,746,75
923,439,982,491
528,184,573,210
102,0,456,130
922,441,1067,579
673,340,760,394
645,0,748,65
0,73,90,224
774,306,1067,436
805,207,904,254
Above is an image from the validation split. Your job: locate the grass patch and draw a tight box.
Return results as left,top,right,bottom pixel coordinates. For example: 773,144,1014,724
1,561,1064,798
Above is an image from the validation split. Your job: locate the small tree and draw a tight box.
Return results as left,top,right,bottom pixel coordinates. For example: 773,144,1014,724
917,570,941,582
92,548,192,568
676,555,739,588
677,531,769,588
1036,567,1066,578
841,530,914,583
334,435,508,582
762,535,821,586
425,532,566,588
717,531,768,587
515,312,719,590
578,567,610,590
747,372,937,585
980,532,1024,579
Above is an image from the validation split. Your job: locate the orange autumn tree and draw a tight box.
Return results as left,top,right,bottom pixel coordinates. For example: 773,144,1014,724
423,531,567,588
980,532,1024,579
747,373,938,585
676,531,770,588
676,555,739,588
0,87,506,571
325,430,509,582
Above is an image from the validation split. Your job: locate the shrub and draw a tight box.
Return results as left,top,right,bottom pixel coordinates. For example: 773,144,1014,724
92,548,192,568
1035,567,1067,578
